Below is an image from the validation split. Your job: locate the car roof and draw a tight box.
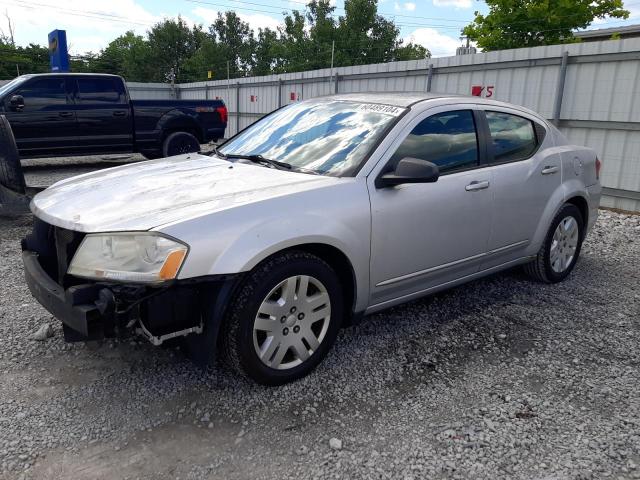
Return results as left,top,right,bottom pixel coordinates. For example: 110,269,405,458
326,92,452,107
322,92,546,121
18,73,122,79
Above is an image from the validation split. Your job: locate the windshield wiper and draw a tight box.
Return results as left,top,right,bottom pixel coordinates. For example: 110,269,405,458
223,153,292,171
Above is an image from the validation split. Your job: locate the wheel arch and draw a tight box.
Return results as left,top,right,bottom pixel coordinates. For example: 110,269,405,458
565,195,589,232
158,110,204,143
244,242,359,323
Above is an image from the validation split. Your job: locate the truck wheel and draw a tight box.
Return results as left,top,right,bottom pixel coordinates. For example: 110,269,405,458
524,204,584,283
0,115,26,194
162,132,200,157
220,251,344,385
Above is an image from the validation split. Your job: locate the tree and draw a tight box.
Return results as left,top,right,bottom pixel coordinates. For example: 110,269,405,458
210,12,256,78
463,0,629,51
146,17,203,83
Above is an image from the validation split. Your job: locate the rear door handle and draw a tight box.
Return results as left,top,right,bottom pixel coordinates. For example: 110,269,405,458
58,112,74,118
541,166,559,175
465,180,490,192
113,110,127,117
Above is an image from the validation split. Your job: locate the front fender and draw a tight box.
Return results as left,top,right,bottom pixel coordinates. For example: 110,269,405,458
158,180,372,312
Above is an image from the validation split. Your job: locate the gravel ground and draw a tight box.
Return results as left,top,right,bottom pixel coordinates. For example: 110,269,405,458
0,207,639,480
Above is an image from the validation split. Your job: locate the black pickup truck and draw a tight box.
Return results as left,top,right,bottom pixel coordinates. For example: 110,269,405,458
0,73,227,159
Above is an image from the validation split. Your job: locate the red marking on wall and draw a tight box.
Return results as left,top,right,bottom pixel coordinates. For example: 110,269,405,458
472,85,494,98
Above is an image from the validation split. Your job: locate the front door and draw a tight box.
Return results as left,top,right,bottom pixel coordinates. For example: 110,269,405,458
4,76,76,157
368,107,494,308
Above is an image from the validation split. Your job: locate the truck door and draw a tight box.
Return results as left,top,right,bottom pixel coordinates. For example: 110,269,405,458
4,76,76,157
73,76,133,154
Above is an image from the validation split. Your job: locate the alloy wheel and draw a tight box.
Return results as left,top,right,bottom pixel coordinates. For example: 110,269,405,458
253,275,331,370
550,216,579,273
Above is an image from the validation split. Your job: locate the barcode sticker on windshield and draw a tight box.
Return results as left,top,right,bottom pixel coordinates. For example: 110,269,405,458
357,103,403,116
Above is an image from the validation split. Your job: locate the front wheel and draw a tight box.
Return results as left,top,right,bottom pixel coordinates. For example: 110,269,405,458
524,203,584,283
220,251,344,385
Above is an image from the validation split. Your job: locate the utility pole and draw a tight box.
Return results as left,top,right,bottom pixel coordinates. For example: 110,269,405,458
330,40,335,93
226,60,230,105
15,64,19,76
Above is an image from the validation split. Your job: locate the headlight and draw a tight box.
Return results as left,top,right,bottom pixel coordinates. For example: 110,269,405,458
68,233,188,283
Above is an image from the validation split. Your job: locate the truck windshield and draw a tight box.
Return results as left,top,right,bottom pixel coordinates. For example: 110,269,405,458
219,100,404,177
0,76,29,97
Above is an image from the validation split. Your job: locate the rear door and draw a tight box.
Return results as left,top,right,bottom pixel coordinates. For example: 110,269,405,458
4,76,76,156
480,109,562,267
73,76,133,153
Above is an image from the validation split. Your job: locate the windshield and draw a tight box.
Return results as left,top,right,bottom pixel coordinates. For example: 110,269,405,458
0,76,29,98
219,100,404,176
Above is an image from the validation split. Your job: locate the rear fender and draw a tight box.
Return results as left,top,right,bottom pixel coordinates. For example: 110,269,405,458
156,109,203,142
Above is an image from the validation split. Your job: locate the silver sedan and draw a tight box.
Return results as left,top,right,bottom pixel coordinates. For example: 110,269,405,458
24,93,602,385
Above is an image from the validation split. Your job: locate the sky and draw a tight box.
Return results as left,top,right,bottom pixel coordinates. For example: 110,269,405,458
0,0,639,59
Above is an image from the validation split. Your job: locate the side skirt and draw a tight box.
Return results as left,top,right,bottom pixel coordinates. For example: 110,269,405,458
364,256,534,315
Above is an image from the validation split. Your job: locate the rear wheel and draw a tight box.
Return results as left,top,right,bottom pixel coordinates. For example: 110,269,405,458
220,251,344,385
162,131,200,157
524,203,584,283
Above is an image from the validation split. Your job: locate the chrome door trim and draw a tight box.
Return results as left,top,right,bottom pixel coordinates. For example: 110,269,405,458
375,239,529,287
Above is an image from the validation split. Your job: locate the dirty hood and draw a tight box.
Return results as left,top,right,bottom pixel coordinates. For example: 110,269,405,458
31,154,334,232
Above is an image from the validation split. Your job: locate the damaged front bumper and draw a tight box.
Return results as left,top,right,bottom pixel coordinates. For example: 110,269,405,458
22,248,239,346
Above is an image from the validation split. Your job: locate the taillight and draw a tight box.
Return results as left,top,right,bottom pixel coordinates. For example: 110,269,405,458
216,106,228,124
595,156,602,180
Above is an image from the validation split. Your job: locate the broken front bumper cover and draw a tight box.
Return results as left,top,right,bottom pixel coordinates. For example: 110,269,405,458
23,250,111,341
22,249,240,346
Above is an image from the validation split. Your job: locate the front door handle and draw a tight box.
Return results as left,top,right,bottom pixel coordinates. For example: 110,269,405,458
58,112,74,118
465,180,490,192
541,166,559,175
113,110,127,117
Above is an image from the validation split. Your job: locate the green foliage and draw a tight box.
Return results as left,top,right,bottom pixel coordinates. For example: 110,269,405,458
0,0,430,82
463,0,630,51
0,41,49,77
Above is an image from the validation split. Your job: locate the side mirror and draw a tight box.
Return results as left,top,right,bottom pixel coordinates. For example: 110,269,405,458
9,95,24,111
376,157,440,188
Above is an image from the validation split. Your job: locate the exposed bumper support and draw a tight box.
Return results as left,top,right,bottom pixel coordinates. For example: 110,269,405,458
22,249,241,349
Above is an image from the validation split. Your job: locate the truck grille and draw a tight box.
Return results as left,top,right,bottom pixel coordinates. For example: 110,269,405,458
24,217,86,287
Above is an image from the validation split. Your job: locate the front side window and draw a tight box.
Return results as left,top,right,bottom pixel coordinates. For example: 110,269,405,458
486,111,537,163
220,100,403,176
77,78,124,104
388,110,479,175
13,78,67,109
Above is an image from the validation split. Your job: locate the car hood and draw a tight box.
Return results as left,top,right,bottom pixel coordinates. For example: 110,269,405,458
31,154,335,232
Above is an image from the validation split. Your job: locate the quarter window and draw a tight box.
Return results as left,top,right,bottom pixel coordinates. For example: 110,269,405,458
389,110,479,174
13,78,67,108
77,78,125,104
486,111,537,163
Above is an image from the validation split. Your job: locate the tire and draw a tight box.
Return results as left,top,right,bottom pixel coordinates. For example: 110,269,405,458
220,251,344,385
0,115,26,194
524,203,584,283
162,131,200,157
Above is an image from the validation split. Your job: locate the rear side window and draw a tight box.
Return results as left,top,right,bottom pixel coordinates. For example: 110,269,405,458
486,111,537,163
389,110,479,174
77,78,125,104
13,78,67,108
